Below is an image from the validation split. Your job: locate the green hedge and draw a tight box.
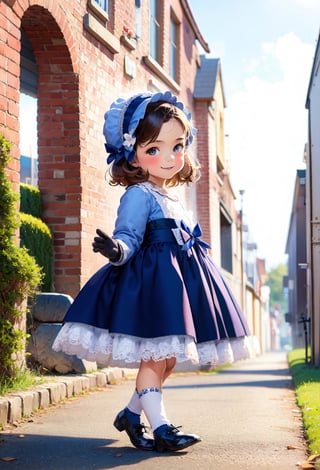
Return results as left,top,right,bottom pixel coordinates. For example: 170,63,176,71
20,183,41,218
20,212,53,292
19,183,54,292
0,135,42,379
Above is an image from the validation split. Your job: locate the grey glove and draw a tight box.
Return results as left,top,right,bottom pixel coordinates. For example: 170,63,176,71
92,229,121,262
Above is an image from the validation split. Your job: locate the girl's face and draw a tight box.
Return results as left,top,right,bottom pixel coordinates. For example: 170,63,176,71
134,118,186,187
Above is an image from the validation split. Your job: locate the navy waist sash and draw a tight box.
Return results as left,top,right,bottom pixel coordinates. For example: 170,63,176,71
143,218,178,245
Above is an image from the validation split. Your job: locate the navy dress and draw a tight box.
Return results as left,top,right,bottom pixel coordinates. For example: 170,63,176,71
53,182,252,367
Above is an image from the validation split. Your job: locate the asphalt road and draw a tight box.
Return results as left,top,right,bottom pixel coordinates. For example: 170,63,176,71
0,352,307,470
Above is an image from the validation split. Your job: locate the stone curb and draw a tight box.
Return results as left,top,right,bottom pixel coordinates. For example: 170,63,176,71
0,367,137,430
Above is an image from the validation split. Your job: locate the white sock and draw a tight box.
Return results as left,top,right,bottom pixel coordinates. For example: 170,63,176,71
127,388,142,415
138,387,170,432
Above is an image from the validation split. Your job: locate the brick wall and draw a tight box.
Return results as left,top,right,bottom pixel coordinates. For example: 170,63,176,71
195,100,211,240
0,0,208,297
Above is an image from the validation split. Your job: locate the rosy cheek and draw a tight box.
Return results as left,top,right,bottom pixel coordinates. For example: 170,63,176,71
144,156,160,167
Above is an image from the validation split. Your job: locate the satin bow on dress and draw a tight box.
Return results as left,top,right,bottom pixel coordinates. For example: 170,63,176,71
180,221,211,252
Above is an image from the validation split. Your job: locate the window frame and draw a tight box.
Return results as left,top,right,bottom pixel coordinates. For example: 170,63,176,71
93,0,108,13
169,11,179,82
149,0,160,63
220,204,233,274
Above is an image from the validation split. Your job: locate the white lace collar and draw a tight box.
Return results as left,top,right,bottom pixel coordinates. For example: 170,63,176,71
138,181,179,201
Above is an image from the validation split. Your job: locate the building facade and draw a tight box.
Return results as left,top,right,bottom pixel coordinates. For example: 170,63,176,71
1,0,265,351
285,169,307,349
305,31,320,365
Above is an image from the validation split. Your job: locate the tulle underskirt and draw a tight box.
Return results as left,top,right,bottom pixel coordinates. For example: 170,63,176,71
53,322,256,368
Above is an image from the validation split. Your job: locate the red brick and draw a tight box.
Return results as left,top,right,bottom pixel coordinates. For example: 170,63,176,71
0,0,240,300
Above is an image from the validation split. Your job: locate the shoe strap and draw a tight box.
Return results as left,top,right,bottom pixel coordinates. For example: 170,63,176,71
168,424,182,434
137,423,148,432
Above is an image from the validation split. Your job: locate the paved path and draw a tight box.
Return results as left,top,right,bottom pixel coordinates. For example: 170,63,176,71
0,352,307,469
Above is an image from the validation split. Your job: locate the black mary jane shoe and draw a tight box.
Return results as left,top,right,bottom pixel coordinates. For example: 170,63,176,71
154,424,201,452
113,409,155,451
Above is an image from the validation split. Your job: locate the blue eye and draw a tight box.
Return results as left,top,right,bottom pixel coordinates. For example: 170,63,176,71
146,147,159,156
174,143,184,152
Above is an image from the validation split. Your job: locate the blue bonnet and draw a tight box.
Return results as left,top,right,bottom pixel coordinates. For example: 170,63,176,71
103,90,197,164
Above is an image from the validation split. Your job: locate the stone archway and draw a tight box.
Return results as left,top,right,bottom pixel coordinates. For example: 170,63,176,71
21,5,81,296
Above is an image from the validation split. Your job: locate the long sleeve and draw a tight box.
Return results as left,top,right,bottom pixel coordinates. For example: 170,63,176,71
111,185,153,264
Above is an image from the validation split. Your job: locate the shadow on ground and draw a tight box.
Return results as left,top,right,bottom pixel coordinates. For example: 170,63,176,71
0,433,187,470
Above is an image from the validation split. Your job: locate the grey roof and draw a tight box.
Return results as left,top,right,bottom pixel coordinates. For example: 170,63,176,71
194,56,226,104
306,28,320,108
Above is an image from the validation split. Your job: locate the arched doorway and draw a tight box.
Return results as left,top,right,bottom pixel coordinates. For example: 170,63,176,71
21,5,81,296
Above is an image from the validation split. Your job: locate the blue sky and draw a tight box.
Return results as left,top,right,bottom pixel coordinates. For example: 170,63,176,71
21,1,320,270
189,0,320,269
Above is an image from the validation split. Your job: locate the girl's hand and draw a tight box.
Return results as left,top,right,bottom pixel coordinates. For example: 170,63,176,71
92,229,121,262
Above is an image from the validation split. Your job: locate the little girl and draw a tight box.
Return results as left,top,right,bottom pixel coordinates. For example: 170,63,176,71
53,90,252,453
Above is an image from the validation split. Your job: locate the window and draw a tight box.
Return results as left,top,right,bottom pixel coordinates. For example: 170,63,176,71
20,29,38,95
94,0,108,12
135,0,142,39
144,0,180,92
169,16,178,81
85,0,119,54
220,208,233,273
150,0,160,62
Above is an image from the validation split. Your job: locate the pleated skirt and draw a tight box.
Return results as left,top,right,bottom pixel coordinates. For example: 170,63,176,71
53,218,253,367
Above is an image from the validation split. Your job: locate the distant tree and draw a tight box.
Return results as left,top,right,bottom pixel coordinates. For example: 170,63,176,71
266,263,288,312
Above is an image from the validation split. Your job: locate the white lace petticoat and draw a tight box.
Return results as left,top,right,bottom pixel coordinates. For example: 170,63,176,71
52,322,255,368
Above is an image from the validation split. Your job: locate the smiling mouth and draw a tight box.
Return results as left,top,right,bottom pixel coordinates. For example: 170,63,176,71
161,166,174,170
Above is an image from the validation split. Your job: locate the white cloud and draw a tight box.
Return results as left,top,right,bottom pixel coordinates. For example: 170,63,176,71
227,33,314,268
293,0,320,8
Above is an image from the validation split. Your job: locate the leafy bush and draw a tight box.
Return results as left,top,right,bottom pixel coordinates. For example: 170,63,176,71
0,135,42,380
20,183,42,218
19,183,53,292
20,213,53,292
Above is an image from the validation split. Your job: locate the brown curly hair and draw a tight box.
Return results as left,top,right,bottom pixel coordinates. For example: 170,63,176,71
108,101,200,187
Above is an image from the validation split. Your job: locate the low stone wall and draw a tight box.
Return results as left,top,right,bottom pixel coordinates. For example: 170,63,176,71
0,367,137,430
27,293,97,373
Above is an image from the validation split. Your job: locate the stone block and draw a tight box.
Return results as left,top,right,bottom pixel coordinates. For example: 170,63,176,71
81,376,90,392
83,374,97,389
12,391,34,417
27,323,97,373
57,382,67,401
31,293,73,323
7,396,22,423
71,377,83,395
31,390,40,411
0,398,9,429
44,382,66,404
37,387,50,409
59,378,75,398
106,368,123,385
121,368,139,379
94,372,107,387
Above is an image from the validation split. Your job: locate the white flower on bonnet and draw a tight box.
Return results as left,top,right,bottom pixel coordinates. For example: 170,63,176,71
123,130,136,150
